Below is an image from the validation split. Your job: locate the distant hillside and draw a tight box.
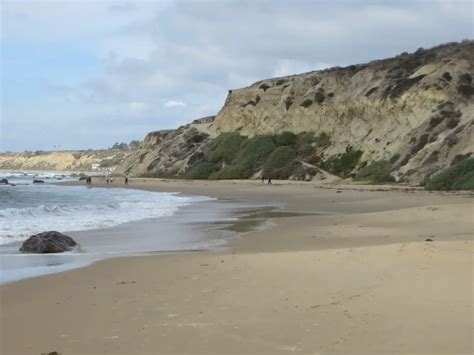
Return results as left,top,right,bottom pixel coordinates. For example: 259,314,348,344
0,150,132,172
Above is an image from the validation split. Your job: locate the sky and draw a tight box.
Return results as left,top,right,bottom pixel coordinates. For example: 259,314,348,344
1,0,472,152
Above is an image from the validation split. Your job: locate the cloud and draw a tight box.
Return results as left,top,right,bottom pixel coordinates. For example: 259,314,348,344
2,0,472,151
164,100,186,108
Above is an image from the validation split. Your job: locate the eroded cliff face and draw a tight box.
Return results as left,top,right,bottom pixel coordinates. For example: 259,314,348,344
3,42,472,184
117,126,214,177
210,42,474,183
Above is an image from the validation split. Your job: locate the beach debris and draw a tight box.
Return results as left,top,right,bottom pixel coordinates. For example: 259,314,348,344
425,238,433,242
33,179,45,183
19,231,77,253
117,281,136,285
41,352,61,355
200,263,209,267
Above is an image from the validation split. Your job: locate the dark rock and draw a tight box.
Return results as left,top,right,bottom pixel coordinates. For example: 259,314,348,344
425,238,433,242
300,98,313,108
0,178,8,184
33,179,45,184
20,231,77,253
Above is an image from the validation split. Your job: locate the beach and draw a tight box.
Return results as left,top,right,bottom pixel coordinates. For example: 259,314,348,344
1,179,473,354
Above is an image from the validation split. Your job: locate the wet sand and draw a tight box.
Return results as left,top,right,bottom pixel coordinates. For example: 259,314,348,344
1,179,473,354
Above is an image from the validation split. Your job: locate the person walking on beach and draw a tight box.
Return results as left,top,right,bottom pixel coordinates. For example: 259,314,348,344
125,176,128,185
261,175,265,184
268,177,272,184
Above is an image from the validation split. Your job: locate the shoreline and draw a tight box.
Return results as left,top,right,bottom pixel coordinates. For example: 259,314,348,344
1,178,473,354
1,183,282,284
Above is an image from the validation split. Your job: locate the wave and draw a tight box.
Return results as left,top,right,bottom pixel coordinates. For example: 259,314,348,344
0,186,213,245
0,171,74,184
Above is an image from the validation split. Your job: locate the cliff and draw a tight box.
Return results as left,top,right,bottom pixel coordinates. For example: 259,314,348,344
2,42,472,184
210,41,473,183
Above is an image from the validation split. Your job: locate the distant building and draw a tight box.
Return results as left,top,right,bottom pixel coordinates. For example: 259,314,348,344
91,163,116,172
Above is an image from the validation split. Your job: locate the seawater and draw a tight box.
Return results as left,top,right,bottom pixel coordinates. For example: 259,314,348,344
0,172,234,283
0,172,212,245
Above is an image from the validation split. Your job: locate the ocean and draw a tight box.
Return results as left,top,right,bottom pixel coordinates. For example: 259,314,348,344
0,172,274,283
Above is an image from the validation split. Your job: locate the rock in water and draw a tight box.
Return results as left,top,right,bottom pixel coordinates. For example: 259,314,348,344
0,178,8,184
33,179,45,183
20,231,78,253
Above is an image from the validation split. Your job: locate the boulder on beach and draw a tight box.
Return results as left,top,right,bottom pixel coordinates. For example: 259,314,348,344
33,179,45,184
19,231,78,254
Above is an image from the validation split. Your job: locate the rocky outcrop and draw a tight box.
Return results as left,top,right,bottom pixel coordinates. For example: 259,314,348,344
210,41,473,183
117,125,214,177
19,231,78,254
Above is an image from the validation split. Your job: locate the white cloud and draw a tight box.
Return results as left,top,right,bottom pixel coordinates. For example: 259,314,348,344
2,0,473,151
163,100,186,108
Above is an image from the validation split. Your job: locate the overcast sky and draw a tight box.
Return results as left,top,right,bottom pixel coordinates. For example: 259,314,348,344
1,0,472,151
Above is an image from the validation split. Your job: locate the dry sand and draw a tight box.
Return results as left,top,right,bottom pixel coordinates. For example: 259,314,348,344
1,179,473,354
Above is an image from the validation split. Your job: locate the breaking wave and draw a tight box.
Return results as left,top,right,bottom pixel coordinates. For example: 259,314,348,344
0,184,212,245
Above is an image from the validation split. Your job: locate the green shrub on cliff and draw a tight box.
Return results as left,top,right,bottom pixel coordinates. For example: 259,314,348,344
235,135,276,169
355,160,394,183
208,132,247,164
275,131,297,146
209,164,251,180
185,162,220,179
295,132,316,156
322,147,363,177
315,132,331,148
424,158,474,190
263,146,298,179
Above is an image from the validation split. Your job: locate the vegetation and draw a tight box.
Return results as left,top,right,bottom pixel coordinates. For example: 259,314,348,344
424,158,474,190
355,160,394,183
185,162,219,179
182,131,334,180
209,164,250,180
110,142,129,150
235,135,276,170
315,132,331,148
207,132,246,164
295,132,316,156
263,146,297,179
274,131,297,146
322,147,363,177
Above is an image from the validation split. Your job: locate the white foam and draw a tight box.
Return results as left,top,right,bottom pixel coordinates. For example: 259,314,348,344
0,185,213,245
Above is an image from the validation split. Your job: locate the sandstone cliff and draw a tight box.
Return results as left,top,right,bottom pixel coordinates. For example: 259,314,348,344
2,42,472,185
118,125,214,177
210,41,473,183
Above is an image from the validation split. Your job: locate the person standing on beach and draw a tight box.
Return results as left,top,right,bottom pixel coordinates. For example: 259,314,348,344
125,176,128,185
268,177,272,185
261,175,265,184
